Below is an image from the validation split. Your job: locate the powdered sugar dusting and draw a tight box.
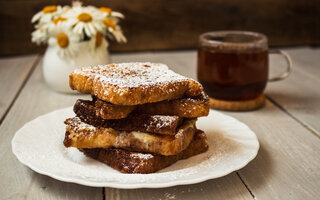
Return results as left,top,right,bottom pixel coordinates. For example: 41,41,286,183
74,62,189,88
65,117,96,133
130,153,154,159
144,115,179,130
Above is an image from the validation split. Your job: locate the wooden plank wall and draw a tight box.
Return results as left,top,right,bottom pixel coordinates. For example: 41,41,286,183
0,0,319,55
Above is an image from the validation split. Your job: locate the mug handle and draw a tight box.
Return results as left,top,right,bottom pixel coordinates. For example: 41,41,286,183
268,49,293,82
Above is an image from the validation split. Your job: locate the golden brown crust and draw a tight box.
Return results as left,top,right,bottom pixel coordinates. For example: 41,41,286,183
69,63,203,105
79,129,208,174
64,117,196,156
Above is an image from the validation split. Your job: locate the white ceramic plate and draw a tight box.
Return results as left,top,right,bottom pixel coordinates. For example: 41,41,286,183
12,107,259,189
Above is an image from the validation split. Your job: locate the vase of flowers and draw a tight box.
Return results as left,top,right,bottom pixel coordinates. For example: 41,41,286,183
31,1,126,93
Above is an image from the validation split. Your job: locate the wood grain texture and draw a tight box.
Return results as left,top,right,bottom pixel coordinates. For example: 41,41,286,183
0,0,319,55
226,101,320,199
0,55,38,121
266,47,320,134
0,60,100,200
105,173,253,200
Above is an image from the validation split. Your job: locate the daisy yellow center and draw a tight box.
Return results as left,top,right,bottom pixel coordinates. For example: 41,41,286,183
53,17,67,24
95,33,103,47
43,5,57,13
77,13,92,22
99,7,112,14
103,19,116,29
57,33,69,48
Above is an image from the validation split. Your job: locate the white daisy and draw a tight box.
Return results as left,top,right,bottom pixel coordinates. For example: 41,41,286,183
53,16,68,25
64,3,105,37
31,29,48,45
113,28,127,43
102,18,116,32
31,5,67,25
87,32,109,58
93,32,109,50
30,1,127,54
48,24,81,58
99,7,124,19
46,16,70,32
71,1,83,8
101,18,127,43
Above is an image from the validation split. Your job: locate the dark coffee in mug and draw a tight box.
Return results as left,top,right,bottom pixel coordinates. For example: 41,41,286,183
198,48,268,100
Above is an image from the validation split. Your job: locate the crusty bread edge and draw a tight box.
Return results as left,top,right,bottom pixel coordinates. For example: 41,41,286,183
69,73,203,105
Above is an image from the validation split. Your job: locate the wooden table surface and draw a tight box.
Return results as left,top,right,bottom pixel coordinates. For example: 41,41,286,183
0,47,319,200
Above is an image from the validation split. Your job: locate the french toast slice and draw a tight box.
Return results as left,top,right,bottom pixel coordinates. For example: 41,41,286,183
79,129,208,174
64,117,196,156
74,99,183,135
69,62,203,105
75,92,209,120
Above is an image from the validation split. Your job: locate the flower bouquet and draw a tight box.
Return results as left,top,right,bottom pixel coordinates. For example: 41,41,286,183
31,1,126,93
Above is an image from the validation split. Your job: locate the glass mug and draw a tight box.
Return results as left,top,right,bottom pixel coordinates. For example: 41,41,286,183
197,31,292,101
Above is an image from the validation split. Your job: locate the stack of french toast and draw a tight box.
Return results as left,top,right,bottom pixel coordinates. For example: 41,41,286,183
63,62,210,173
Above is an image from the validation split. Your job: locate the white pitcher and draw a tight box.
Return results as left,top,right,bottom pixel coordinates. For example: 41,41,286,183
42,41,111,93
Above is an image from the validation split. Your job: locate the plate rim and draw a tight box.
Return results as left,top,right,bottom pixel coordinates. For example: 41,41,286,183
11,107,259,189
